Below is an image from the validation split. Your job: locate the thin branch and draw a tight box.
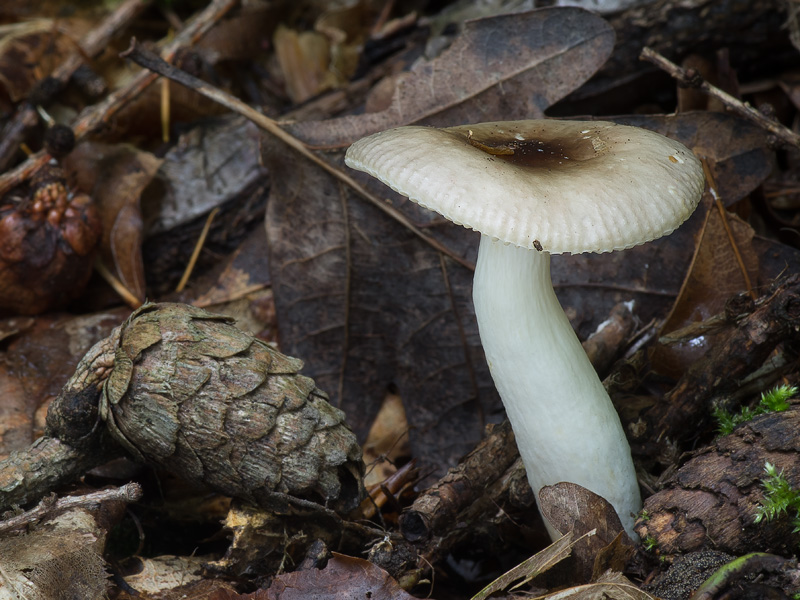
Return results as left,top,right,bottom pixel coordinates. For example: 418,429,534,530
0,0,239,197
119,39,476,272
640,46,800,149
0,0,153,170
0,482,142,534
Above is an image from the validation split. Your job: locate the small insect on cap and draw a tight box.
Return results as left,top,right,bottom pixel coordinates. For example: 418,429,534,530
345,120,705,254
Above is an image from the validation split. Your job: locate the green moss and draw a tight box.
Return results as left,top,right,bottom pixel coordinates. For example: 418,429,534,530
755,462,800,533
713,384,796,436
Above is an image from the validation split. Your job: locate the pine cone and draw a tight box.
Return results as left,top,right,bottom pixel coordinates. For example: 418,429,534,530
46,302,365,514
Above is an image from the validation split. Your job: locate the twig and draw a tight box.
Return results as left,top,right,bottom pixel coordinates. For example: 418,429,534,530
119,40,476,272
701,158,756,299
640,47,800,149
0,0,154,170
0,482,142,534
0,0,238,197
176,207,220,292
0,435,123,512
94,258,142,309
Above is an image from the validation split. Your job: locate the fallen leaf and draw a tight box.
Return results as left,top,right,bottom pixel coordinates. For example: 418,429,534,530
274,25,337,104
539,482,634,583
211,553,418,600
142,115,266,236
0,508,108,600
651,195,760,378
65,142,163,302
118,555,205,596
268,553,418,600
284,8,616,147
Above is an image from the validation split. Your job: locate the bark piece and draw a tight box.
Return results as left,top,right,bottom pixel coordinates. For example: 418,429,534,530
635,409,800,555
637,275,800,452
399,420,518,542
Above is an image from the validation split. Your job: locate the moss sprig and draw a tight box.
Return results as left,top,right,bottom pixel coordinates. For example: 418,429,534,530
754,462,800,533
713,384,797,436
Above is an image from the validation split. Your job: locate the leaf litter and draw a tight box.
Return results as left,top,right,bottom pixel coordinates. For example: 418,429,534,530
0,0,799,598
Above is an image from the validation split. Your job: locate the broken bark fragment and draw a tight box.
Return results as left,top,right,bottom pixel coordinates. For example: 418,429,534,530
635,409,800,555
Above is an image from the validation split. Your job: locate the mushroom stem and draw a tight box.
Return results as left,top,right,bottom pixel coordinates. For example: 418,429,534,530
472,234,641,539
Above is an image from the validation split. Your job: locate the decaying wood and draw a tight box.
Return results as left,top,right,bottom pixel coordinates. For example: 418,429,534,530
635,409,800,555
0,435,120,510
582,0,785,99
637,276,800,453
399,420,519,542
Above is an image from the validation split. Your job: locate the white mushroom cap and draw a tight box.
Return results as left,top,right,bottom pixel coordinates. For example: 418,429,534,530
345,120,705,254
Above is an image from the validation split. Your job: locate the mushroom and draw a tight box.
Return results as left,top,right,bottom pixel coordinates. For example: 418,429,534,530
345,120,705,538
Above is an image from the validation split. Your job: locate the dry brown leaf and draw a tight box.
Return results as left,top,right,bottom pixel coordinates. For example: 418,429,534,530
284,7,615,147
362,392,410,489
117,579,239,600
274,25,337,104
65,142,163,302
539,483,634,583
212,553,418,600
651,195,759,378
0,508,108,600
118,556,206,596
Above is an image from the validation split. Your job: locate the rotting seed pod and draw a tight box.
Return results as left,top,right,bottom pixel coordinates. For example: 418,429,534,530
0,164,101,314
42,302,365,514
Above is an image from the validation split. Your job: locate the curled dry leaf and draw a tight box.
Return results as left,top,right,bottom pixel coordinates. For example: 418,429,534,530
651,196,760,378
64,142,163,303
0,164,102,314
539,482,634,583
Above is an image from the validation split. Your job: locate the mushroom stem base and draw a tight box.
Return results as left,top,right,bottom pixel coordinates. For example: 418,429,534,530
472,234,641,539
